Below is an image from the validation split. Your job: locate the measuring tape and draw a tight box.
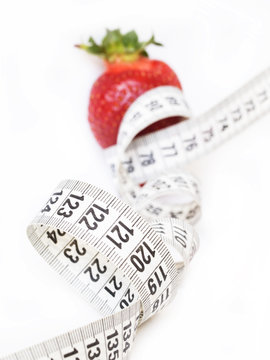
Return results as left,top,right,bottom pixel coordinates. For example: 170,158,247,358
2,67,270,360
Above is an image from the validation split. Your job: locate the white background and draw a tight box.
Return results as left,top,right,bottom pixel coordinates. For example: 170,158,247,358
0,0,270,358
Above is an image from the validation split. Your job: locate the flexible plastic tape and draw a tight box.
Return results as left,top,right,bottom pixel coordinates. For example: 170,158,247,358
2,67,270,360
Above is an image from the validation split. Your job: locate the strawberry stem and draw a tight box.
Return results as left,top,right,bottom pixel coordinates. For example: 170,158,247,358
75,29,163,63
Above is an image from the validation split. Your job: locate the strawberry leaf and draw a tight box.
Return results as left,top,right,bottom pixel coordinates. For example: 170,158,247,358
76,29,163,62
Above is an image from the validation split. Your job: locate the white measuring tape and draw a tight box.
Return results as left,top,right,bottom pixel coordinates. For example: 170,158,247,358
2,67,270,360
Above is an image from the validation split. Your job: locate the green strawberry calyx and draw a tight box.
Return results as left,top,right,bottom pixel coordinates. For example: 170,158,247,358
75,29,163,63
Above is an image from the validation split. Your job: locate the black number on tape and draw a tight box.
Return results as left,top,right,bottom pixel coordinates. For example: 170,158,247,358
148,265,167,295
130,241,156,272
107,330,120,360
139,151,155,166
41,190,63,213
146,100,163,111
186,205,200,220
79,203,109,231
161,143,178,157
57,193,84,218
174,226,187,248
152,179,171,190
84,257,107,282
106,221,134,249
170,210,183,219
146,204,162,216
104,275,123,297
184,135,198,152
64,239,86,263
130,111,142,121
87,338,101,360
202,128,214,142
152,288,170,313
120,288,135,309
122,157,135,173
245,99,255,112
63,348,79,359
123,321,132,353
231,108,242,122
46,229,66,244
258,90,268,103
107,329,119,350
108,350,119,360
165,96,181,105
218,117,229,132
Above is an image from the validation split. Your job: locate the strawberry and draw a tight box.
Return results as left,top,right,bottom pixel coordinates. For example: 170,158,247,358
76,29,184,149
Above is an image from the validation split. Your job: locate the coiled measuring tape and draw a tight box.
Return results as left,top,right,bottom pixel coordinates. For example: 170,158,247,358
2,67,270,360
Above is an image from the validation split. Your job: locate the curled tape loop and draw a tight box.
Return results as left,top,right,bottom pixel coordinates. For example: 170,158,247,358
2,67,270,360
116,85,201,224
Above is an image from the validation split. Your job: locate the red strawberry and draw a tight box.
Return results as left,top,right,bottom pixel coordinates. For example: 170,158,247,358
76,29,184,149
